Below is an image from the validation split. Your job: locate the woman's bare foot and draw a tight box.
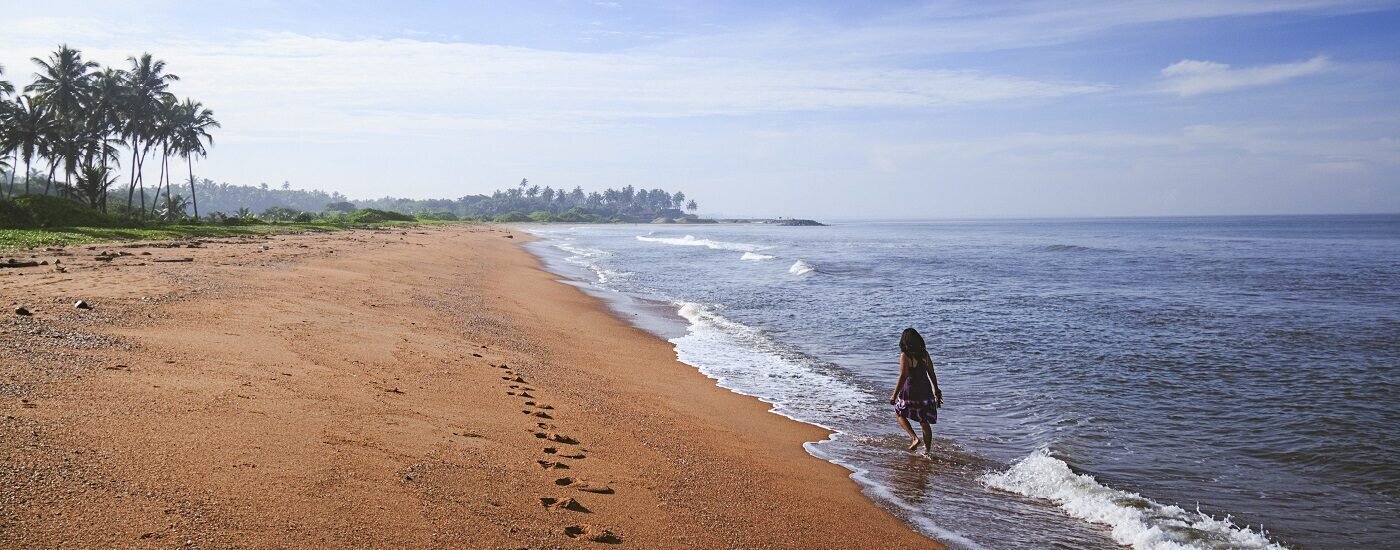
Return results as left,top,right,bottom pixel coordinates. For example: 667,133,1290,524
907,438,921,451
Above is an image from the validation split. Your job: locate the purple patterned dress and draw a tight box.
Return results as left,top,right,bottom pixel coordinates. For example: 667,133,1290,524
895,358,938,424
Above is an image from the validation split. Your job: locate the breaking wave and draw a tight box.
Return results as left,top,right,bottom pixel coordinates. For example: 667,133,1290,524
741,252,776,261
981,448,1284,550
635,234,769,252
789,260,818,276
1031,244,1122,254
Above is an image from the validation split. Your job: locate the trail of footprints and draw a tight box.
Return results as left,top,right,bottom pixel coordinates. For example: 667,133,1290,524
495,362,622,545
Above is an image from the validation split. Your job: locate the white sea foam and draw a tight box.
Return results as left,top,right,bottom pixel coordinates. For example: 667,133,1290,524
670,302,869,430
740,252,776,261
980,448,1285,550
788,259,817,275
551,241,629,285
554,242,608,259
635,234,768,252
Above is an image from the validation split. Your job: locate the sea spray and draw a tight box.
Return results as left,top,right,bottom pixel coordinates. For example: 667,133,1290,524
741,252,776,261
980,449,1285,550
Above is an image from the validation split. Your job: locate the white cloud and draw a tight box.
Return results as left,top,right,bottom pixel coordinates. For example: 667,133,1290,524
1,28,1107,143
1159,55,1332,96
649,0,1384,59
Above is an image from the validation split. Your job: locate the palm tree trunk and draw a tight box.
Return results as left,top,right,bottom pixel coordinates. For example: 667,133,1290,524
162,150,173,218
23,159,30,196
135,143,150,221
100,139,109,213
187,156,199,220
126,138,140,211
45,161,57,196
4,150,15,200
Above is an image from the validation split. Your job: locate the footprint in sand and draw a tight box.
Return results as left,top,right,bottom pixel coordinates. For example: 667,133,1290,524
554,477,614,494
532,411,553,419
537,459,570,470
539,496,589,512
543,446,558,454
530,428,577,445
563,525,621,544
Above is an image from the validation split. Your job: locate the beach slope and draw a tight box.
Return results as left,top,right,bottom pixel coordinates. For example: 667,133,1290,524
0,225,939,548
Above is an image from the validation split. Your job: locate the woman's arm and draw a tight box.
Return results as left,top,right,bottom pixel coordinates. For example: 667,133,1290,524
929,358,943,405
890,353,909,404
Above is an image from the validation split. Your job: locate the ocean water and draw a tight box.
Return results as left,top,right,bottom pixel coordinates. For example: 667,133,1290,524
523,216,1400,549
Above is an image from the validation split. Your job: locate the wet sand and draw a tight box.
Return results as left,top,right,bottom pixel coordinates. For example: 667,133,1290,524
0,225,941,548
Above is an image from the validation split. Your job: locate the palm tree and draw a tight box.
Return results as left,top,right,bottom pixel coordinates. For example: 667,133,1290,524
120,53,179,217
49,120,85,198
686,199,698,212
75,164,115,208
0,62,13,96
6,96,55,196
26,45,96,118
0,65,15,199
147,95,178,216
28,46,98,198
170,98,218,219
156,193,190,222
85,68,127,203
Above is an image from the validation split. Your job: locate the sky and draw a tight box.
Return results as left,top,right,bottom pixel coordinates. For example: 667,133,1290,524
2,0,1398,218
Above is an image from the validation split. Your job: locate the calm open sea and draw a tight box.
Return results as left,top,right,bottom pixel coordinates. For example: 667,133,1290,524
524,215,1399,549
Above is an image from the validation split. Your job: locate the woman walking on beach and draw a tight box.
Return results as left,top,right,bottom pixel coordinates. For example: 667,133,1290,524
890,328,942,452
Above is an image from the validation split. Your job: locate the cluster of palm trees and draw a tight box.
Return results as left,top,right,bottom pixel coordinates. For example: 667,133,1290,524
0,45,219,220
475,180,698,218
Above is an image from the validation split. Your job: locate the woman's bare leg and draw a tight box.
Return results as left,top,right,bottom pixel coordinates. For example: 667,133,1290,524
896,414,920,450
919,421,932,453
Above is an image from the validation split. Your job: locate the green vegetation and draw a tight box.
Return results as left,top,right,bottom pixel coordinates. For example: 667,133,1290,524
345,208,416,223
0,194,123,228
1,45,218,221
0,223,342,250
358,181,701,223
0,195,467,251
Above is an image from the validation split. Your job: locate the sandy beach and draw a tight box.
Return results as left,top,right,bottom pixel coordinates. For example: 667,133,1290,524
0,225,939,548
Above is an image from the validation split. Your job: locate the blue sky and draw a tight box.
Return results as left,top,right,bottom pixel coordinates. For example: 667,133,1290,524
2,1,1398,217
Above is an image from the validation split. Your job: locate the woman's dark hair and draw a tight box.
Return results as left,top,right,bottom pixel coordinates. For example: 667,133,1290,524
900,328,930,361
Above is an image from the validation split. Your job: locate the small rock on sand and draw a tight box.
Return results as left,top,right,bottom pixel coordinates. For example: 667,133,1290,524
74,300,91,309
14,306,32,316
